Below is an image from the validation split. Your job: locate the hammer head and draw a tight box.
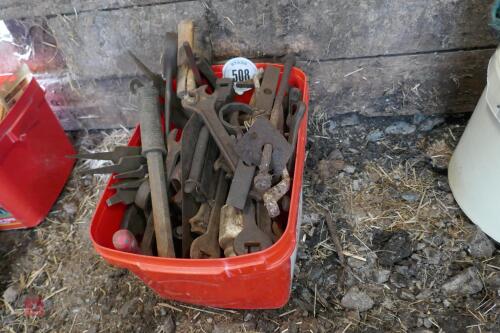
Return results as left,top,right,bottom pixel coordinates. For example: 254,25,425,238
112,229,141,254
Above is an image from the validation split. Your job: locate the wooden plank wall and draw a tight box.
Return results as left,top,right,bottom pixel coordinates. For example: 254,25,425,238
0,0,497,130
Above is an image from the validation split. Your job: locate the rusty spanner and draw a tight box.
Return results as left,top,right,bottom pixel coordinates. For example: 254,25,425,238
233,200,273,255
182,86,239,173
165,128,181,182
190,170,228,259
70,146,141,164
81,155,146,175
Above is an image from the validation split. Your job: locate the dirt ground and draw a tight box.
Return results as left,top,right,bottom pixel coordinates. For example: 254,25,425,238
1,112,499,333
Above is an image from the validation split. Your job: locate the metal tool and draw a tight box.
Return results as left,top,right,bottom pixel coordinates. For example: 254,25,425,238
188,202,210,234
165,128,181,182
134,179,151,212
111,178,146,190
69,146,141,163
215,78,235,111
181,114,204,257
115,165,148,180
141,214,155,256
184,126,210,194
176,20,195,99
226,160,255,210
128,51,165,96
182,41,204,87
196,57,217,89
254,55,295,191
286,87,302,129
219,205,244,257
253,66,280,116
138,84,176,258
256,202,273,240
192,135,219,203
190,170,228,259
182,86,239,173
106,188,137,206
81,155,146,175
218,102,254,136
263,168,291,218
162,32,178,134
120,204,146,237
234,200,273,255
234,117,292,173
286,101,306,171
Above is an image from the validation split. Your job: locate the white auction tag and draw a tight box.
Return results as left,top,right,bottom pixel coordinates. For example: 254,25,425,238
222,57,258,95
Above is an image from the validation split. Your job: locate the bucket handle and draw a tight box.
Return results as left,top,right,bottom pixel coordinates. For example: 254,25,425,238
0,106,41,160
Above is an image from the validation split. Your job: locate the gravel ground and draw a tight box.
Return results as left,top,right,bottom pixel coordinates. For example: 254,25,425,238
0,112,499,333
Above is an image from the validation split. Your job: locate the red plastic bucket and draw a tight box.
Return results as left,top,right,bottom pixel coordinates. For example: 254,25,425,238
0,76,75,230
90,64,308,309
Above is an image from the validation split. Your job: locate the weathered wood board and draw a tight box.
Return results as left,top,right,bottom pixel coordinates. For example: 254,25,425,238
43,49,493,130
0,0,497,129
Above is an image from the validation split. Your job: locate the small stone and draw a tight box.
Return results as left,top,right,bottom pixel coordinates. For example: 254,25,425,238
341,114,360,127
417,318,424,327
485,272,500,290
343,165,356,174
159,315,176,333
401,192,419,202
416,289,432,300
243,313,254,322
442,267,483,295
332,159,345,171
413,113,427,125
372,269,391,284
373,230,413,267
398,290,415,301
62,202,78,216
468,228,495,258
419,117,444,132
328,149,344,160
2,285,19,304
385,121,416,135
341,287,374,312
366,129,384,142
443,299,451,307
423,247,441,265
346,310,360,321
423,318,433,329
352,179,361,191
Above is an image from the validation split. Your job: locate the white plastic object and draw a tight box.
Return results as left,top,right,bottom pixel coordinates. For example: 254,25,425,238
448,48,500,242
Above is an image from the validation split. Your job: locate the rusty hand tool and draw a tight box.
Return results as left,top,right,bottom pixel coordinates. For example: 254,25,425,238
106,188,137,206
184,126,210,194
254,55,296,191
190,170,228,259
69,146,141,163
120,204,146,237
176,20,195,99
218,102,253,136
182,86,239,173
114,165,147,180
170,161,182,192
162,32,179,139
165,128,181,182
256,202,273,241
141,214,155,256
234,117,292,174
226,160,256,210
134,179,151,212
215,78,235,111
219,204,244,257
234,200,273,255
111,177,146,190
196,57,217,89
252,66,280,116
128,51,165,96
285,87,302,129
182,41,204,87
113,229,141,254
188,202,210,234
263,168,291,218
286,101,306,171
81,155,146,175
180,114,204,257
138,84,176,258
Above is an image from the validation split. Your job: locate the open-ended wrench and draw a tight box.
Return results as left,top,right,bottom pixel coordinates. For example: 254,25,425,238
182,86,239,173
190,170,228,259
233,200,273,255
